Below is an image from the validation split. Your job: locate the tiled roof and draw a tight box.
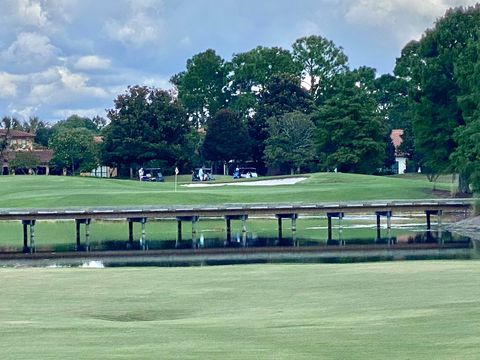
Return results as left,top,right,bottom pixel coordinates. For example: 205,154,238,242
0,129,35,138
390,129,404,148
3,150,53,164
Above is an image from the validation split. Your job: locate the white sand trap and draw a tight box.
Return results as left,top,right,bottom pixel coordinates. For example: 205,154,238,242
183,177,307,188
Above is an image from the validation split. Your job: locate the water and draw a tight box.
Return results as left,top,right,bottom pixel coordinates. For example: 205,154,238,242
0,214,475,266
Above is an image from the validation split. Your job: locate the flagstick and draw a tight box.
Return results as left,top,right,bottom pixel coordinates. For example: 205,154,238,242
175,174,177,192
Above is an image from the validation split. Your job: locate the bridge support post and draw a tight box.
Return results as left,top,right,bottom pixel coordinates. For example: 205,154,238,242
22,220,36,253
22,222,28,253
277,217,283,242
176,216,200,247
326,212,344,243
425,210,442,231
127,217,148,250
226,218,231,243
276,214,298,244
224,215,248,244
75,219,92,251
128,221,134,243
375,211,392,241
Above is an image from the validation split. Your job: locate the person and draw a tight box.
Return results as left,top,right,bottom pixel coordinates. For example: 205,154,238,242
138,167,144,181
198,167,204,181
233,167,240,179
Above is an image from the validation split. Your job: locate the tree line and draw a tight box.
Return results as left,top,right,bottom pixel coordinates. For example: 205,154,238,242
1,5,479,192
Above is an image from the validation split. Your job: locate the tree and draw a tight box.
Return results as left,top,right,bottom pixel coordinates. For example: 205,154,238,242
171,49,230,128
264,111,316,174
228,46,300,116
394,5,480,186
292,35,348,102
102,86,193,176
54,114,99,133
49,128,97,175
201,109,250,173
315,69,386,174
9,152,41,174
450,37,480,192
249,74,315,167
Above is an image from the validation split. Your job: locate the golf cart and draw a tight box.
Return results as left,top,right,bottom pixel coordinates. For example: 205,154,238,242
139,168,164,182
192,167,215,181
233,167,258,179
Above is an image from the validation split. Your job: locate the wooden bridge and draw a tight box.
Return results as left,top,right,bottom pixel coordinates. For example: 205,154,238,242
0,199,472,253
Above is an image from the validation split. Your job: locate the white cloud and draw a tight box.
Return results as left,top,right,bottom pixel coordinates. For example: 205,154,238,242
345,0,479,43
104,0,166,46
0,72,24,98
2,32,61,71
53,107,107,119
27,66,110,106
16,0,49,27
74,55,112,70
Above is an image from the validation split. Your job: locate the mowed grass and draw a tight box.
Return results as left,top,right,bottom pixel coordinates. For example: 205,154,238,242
0,261,479,359
0,172,455,209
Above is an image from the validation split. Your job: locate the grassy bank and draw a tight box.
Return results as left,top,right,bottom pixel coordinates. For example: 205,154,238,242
0,261,479,359
0,172,455,209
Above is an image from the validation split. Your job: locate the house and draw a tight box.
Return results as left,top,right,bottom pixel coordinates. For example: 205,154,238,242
390,129,407,174
0,129,53,175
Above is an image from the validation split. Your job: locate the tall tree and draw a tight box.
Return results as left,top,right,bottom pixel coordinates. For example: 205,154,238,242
315,68,386,174
450,37,480,192
171,49,230,128
292,35,348,102
264,111,316,174
201,109,250,173
102,86,192,176
228,46,300,116
248,74,315,168
49,128,97,175
394,5,480,185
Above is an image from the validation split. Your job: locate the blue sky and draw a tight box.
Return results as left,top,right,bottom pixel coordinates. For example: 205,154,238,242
0,0,477,122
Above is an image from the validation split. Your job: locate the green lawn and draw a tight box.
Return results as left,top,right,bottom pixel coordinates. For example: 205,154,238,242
0,172,457,209
0,261,479,359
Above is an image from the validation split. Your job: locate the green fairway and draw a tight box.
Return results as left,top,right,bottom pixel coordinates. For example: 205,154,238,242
0,172,456,209
0,261,479,359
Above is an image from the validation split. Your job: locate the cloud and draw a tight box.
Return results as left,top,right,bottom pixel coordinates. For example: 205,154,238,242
53,107,107,119
345,0,479,43
104,0,166,46
2,32,61,71
0,72,24,98
74,55,112,70
27,66,110,105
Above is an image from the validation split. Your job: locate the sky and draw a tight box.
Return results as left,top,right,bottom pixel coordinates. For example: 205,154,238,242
0,0,478,123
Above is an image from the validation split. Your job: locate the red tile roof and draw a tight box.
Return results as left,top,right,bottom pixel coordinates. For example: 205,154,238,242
0,129,35,138
390,129,404,149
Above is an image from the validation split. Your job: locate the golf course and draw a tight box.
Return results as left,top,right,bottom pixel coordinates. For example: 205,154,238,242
0,173,478,359
0,172,456,209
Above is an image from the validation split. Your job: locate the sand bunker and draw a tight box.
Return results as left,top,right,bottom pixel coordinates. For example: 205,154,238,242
183,177,307,188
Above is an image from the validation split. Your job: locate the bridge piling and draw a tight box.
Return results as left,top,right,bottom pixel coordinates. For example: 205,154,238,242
75,219,92,251
327,212,344,243
176,216,200,247
22,220,36,253
127,217,147,250
225,215,248,245
276,214,298,244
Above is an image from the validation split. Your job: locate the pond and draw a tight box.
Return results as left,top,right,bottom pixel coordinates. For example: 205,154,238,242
0,213,476,267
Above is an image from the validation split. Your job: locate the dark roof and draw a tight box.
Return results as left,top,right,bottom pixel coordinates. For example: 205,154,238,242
0,129,35,138
4,150,53,164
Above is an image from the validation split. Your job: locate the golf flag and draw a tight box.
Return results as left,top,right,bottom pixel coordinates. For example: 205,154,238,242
175,167,179,175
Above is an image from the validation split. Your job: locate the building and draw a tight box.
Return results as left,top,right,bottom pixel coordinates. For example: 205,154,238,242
0,129,53,175
390,129,407,174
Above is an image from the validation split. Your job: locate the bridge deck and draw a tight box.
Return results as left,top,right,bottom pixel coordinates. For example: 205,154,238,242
0,199,472,221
